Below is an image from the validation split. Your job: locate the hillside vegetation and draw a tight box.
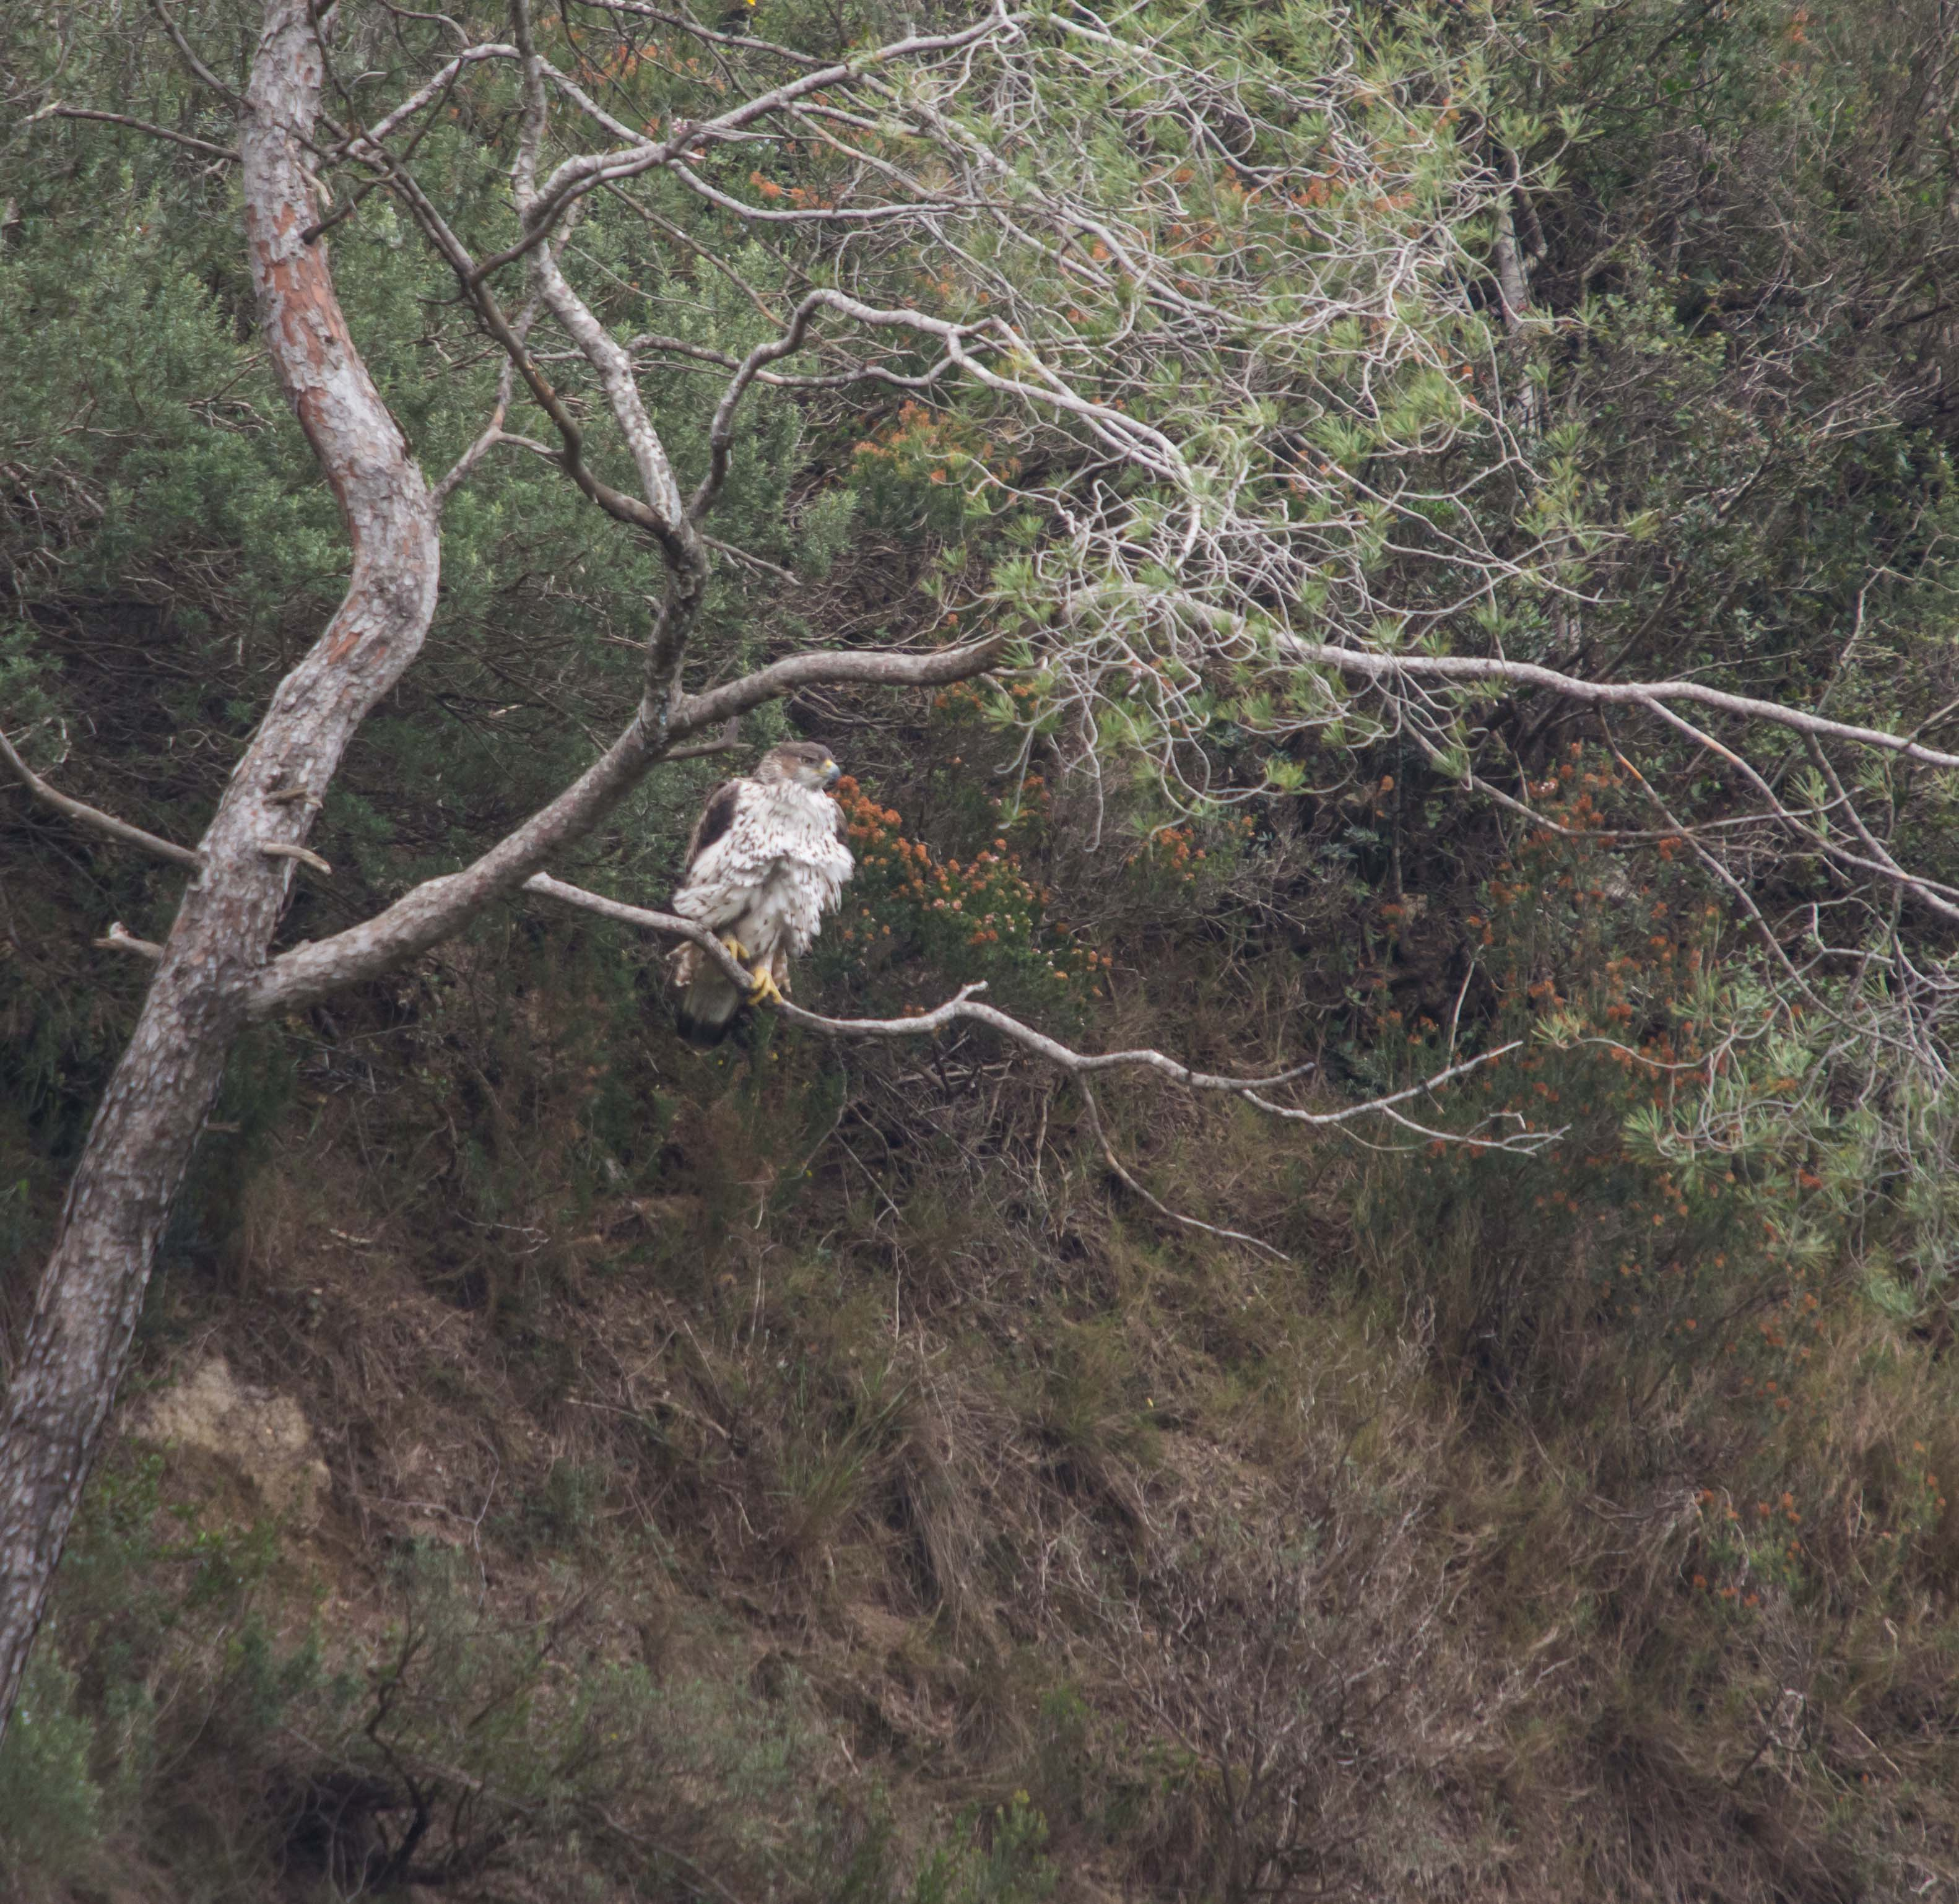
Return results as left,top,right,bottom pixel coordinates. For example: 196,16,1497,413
8,1,1959,1899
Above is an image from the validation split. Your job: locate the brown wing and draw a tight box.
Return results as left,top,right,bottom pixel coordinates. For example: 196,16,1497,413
684,779,746,871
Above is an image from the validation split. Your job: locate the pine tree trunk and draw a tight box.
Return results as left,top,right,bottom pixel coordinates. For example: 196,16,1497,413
0,0,440,1739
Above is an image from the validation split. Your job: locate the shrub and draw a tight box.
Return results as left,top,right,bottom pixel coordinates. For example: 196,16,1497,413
822,776,1106,1017
0,1645,103,1885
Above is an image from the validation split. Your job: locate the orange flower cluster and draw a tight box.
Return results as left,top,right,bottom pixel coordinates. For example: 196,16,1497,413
932,681,989,716
850,401,1020,485
830,778,1102,999
748,170,834,210
1133,823,1207,885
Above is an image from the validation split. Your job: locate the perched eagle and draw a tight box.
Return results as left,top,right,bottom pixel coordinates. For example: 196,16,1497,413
666,742,852,1046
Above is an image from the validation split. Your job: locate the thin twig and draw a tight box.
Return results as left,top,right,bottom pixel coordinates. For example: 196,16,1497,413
664,718,742,762
1079,1079,1289,1259
27,103,238,160
146,0,246,105
701,533,797,584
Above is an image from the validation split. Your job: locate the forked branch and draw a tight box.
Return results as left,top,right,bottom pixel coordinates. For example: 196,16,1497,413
1277,636,1959,773
242,637,1004,1019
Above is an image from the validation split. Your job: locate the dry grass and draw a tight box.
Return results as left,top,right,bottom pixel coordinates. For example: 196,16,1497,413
11,825,1959,1903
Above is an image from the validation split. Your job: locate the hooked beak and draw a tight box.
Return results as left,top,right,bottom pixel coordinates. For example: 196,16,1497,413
822,760,841,788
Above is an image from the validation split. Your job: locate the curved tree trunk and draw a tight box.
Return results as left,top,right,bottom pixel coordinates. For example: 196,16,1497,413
0,0,440,1739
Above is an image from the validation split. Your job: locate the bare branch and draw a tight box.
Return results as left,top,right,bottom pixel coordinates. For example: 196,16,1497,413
27,103,238,160
0,724,202,869
378,162,682,552
470,7,1023,285
519,874,1536,1154
334,43,517,159
92,923,164,961
664,718,742,761
432,293,542,509
146,0,244,105
665,162,967,228
1261,623,1959,772
670,637,1006,737
700,534,797,585
260,841,331,875
564,0,825,65
692,290,832,518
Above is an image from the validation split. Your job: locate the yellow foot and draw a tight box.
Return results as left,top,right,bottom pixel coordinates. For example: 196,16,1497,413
719,935,750,965
747,967,785,1007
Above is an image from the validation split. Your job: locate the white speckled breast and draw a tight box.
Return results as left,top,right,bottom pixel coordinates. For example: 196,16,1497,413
672,780,853,961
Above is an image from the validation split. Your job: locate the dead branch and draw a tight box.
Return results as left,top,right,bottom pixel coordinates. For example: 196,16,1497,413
474,7,1023,285
0,724,203,869
563,0,824,66
334,42,518,158
260,841,332,875
93,923,165,960
25,103,238,160
519,873,1542,1152
146,0,245,105
1262,621,1959,773
242,638,1001,1021
663,719,743,762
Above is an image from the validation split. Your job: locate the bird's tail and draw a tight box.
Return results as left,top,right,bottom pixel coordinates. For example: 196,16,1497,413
670,944,745,1048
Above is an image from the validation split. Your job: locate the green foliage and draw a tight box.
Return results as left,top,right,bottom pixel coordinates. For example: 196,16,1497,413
1362,749,1822,1380
504,1457,608,1555
0,1645,103,1882
18,0,1959,1898
1359,744,1959,1633
910,1795,1056,1904
819,772,1105,1017
849,401,1017,539
32,1486,980,1898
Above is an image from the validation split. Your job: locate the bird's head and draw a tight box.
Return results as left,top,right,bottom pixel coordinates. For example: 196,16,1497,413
757,741,841,791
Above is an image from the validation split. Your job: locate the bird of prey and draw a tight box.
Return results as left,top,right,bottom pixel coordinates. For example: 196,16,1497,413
666,742,852,1046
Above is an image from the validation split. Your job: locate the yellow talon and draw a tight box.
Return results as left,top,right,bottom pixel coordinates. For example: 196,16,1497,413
719,935,750,964
747,968,784,1007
